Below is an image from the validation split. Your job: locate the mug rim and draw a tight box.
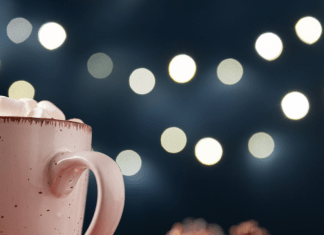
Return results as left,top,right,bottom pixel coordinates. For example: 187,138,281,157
0,116,91,130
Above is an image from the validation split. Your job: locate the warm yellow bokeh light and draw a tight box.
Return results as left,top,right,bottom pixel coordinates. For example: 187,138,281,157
7,17,33,44
38,22,67,50
281,91,309,120
295,16,322,45
255,32,283,61
161,127,187,153
129,68,156,95
217,58,243,85
195,137,223,166
115,150,142,176
248,132,275,159
8,80,35,100
169,54,196,83
87,52,113,79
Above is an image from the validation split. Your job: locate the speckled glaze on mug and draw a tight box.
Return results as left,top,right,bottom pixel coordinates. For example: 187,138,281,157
0,117,125,235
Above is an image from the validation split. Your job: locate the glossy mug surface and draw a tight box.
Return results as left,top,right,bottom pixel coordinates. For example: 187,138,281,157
0,117,125,235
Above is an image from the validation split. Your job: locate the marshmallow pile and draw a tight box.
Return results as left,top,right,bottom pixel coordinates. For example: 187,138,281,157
0,96,84,124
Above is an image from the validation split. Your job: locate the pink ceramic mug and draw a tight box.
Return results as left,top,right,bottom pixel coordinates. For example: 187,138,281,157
0,117,125,235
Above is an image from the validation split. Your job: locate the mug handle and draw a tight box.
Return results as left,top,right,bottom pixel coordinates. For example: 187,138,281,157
46,150,125,235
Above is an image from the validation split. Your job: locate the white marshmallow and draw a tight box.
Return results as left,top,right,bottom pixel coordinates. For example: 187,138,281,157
37,100,66,120
0,96,27,116
19,98,38,115
68,118,84,123
0,96,83,124
27,107,51,118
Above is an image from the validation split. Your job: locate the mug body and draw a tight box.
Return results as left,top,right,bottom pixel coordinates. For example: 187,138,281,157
0,117,92,234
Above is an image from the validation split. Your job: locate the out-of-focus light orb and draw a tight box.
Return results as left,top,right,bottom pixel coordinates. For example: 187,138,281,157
295,16,322,45
281,91,309,120
195,137,223,166
129,68,156,95
161,127,187,153
115,150,142,176
87,52,113,79
255,32,283,61
7,18,32,44
8,80,35,100
169,54,196,83
217,58,243,85
248,132,275,159
38,22,67,50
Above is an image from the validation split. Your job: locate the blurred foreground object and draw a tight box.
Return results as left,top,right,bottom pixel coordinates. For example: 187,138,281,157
166,217,225,235
166,218,271,235
229,220,271,235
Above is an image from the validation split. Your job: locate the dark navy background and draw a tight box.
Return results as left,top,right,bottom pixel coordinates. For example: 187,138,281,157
1,0,324,234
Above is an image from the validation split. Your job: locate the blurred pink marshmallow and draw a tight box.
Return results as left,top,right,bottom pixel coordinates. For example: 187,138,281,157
68,118,84,123
167,218,225,235
27,107,51,118
0,96,27,116
19,98,38,115
37,100,65,120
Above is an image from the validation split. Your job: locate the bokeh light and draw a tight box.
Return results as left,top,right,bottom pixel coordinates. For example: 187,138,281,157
248,132,275,159
281,91,310,120
255,32,283,61
38,22,67,50
7,17,32,44
115,150,142,176
217,58,243,85
161,127,187,153
169,54,196,83
8,80,35,100
87,52,113,79
129,68,156,95
195,137,223,166
295,16,322,44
